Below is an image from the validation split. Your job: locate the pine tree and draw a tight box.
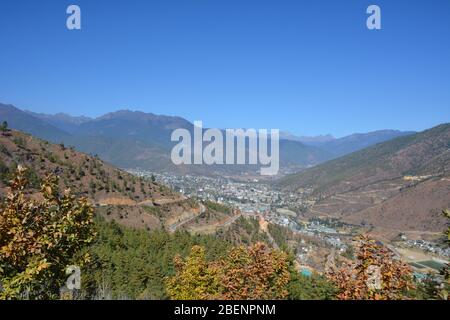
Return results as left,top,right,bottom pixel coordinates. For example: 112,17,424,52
0,121,8,132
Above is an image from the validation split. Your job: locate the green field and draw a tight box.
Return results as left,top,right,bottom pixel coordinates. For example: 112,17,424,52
416,260,446,271
409,262,426,269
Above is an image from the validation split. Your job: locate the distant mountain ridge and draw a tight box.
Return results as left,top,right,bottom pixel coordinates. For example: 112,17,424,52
26,111,92,134
281,129,416,158
0,103,70,142
279,131,335,144
0,104,330,174
28,111,92,124
314,130,417,157
278,123,450,194
0,103,417,176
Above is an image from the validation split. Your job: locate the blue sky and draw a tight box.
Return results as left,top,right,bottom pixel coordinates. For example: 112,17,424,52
0,0,449,137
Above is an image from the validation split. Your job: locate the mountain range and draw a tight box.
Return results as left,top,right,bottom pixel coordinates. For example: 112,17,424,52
281,129,416,158
0,103,415,176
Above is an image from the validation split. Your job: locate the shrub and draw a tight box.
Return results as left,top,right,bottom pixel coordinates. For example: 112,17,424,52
0,166,96,299
166,242,290,300
327,236,413,300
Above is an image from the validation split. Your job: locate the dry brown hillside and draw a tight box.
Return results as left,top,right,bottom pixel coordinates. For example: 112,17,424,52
279,124,450,239
279,123,450,196
0,129,230,232
342,178,450,236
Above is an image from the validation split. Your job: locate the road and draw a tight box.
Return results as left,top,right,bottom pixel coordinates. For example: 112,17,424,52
167,203,206,232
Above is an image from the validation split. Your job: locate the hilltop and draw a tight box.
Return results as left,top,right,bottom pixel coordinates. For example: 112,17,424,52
279,123,450,195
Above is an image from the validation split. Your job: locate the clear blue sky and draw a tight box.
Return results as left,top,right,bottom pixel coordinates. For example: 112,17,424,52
0,0,449,137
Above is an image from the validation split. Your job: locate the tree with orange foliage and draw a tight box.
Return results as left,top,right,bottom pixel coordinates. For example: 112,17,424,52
327,236,413,300
0,166,96,299
219,242,290,300
166,242,290,300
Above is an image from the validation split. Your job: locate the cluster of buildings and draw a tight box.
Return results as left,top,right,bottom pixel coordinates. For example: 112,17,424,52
128,169,356,263
403,238,450,258
127,169,310,214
